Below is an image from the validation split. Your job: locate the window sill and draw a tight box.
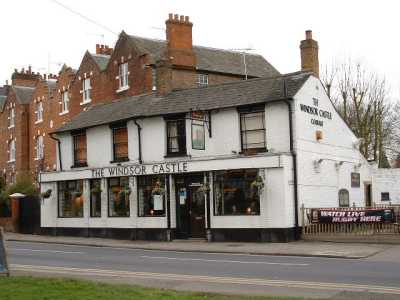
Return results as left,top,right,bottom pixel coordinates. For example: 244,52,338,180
59,110,69,116
239,148,268,155
34,157,44,161
7,125,15,129
214,213,261,217
107,215,130,218
80,99,92,106
71,163,88,168
35,120,43,124
164,153,189,158
138,214,166,218
116,86,129,93
110,158,129,164
7,160,16,164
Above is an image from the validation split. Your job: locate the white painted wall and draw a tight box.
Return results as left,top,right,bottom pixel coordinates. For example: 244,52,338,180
293,76,372,210
372,168,400,205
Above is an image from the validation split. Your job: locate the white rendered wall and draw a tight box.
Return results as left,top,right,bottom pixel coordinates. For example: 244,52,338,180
372,168,400,205
294,76,372,209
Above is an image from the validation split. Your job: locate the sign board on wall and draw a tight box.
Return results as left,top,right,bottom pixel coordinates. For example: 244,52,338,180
310,208,395,224
351,172,361,188
0,227,9,276
299,97,332,127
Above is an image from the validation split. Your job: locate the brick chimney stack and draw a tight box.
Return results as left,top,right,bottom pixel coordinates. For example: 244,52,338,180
11,66,41,87
96,44,113,55
165,13,196,69
300,30,319,77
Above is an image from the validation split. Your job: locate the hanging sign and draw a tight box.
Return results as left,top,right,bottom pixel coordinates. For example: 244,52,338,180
310,208,395,224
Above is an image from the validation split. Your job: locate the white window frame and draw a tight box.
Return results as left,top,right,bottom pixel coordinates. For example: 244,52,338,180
60,91,69,114
36,135,44,160
198,74,209,87
8,108,15,128
9,139,16,162
82,78,92,103
35,102,43,123
117,62,129,92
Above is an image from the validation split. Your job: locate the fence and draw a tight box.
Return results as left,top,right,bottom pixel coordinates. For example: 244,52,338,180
301,204,400,237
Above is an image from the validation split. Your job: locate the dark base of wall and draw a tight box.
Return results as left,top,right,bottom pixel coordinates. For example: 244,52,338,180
210,228,298,242
40,227,298,242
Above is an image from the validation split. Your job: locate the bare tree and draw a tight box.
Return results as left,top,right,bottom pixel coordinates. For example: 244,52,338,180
322,59,395,167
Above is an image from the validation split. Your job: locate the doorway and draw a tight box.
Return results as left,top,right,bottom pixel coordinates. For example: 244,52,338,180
175,174,206,239
365,183,372,207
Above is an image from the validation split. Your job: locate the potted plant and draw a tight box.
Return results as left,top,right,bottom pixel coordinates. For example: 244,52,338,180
90,183,102,194
198,182,210,194
151,180,165,196
250,176,264,195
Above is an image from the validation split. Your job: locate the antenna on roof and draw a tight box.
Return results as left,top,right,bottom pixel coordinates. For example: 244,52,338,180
229,48,255,80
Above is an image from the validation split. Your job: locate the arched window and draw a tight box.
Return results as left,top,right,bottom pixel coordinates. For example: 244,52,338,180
338,189,350,207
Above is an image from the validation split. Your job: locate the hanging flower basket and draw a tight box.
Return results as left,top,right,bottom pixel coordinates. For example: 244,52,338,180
41,189,52,199
250,176,264,195
119,186,131,198
90,184,102,194
151,180,165,196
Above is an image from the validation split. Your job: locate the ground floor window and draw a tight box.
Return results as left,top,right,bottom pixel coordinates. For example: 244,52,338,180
90,179,102,217
138,175,166,216
338,189,350,207
213,169,261,215
108,177,130,217
58,180,84,217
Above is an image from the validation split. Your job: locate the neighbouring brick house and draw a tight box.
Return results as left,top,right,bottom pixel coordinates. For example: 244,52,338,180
0,13,279,188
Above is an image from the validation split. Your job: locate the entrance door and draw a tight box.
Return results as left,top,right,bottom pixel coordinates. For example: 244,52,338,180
365,183,372,207
175,174,206,239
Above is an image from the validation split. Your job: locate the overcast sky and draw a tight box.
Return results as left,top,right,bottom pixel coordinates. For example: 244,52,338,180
1,0,399,98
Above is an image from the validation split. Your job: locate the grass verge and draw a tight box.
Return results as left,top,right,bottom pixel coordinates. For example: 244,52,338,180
0,276,315,300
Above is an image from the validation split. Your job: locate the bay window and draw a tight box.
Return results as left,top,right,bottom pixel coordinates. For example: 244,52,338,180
138,175,166,217
108,177,130,217
58,180,84,218
214,169,261,216
239,105,266,153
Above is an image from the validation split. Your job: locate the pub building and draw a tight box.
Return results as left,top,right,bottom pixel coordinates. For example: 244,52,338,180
39,70,372,242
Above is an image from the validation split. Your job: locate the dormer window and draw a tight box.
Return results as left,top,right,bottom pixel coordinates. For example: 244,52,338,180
60,91,69,114
198,74,208,87
9,108,15,128
35,102,43,123
82,78,91,103
118,62,129,90
35,135,44,160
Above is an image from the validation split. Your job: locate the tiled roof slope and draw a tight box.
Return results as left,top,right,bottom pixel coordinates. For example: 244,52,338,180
129,35,279,78
13,86,35,104
90,54,110,71
55,72,311,133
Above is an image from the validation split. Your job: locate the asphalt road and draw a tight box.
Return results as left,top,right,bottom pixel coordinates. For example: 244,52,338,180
6,240,400,299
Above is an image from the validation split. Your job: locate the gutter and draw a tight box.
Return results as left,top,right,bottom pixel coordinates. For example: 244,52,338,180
133,119,142,164
283,79,300,240
49,133,63,171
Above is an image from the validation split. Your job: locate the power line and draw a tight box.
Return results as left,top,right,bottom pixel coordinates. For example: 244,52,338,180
51,0,118,36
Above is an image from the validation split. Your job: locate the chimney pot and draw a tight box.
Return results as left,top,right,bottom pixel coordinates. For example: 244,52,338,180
180,15,184,22
184,16,189,22
174,14,179,20
28,66,32,74
168,13,173,20
305,30,312,40
44,74,47,80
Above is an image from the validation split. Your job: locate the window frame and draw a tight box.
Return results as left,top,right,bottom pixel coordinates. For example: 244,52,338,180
213,168,261,216
8,139,16,162
197,74,209,87
107,176,130,218
82,78,92,102
338,189,350,208
111,123,129,162
9,107,15,128
90,179,102,218
137,175,167,217
35,135,44,160
57,180,84,218
61,91,69,113
381,192,390,202
238,105,267,153
36,101,44,123
72,130,88,168
118,62,129,89
165,115,187,156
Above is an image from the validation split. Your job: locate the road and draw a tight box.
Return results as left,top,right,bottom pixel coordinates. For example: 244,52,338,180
6,240,400,299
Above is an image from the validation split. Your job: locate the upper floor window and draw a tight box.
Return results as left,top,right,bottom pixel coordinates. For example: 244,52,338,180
83,78,91,102
118,63,129,89
9,139,16,162
61,91,69,113
166,116,186,156
9,108,15,128
239,105,266,153
36,135,44,160
111,124,128,162
152,67,157,91
72,131,87,167
198,74,208,87
36,102,43,122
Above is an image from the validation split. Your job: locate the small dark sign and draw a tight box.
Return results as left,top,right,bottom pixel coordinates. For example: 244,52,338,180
0,227,9,276
351,172,360,188
311,208,395,224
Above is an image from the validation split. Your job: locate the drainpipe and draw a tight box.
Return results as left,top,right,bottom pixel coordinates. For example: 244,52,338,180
283,80,300,240
133,119,142,164
49,133,62,171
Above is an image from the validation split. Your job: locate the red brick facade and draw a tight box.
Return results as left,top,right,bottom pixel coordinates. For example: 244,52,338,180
0,13,267,188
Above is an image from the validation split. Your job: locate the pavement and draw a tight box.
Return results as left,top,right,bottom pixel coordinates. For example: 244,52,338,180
4,232,392,259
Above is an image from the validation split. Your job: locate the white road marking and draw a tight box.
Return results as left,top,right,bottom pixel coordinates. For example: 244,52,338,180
11,264,400,295
10,248,84,254
140,255,309,266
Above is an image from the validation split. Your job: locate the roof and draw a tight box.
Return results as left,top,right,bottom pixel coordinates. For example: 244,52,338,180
129,35,279,78
55,72,311,134
90,53,110,71
12,86,35,105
